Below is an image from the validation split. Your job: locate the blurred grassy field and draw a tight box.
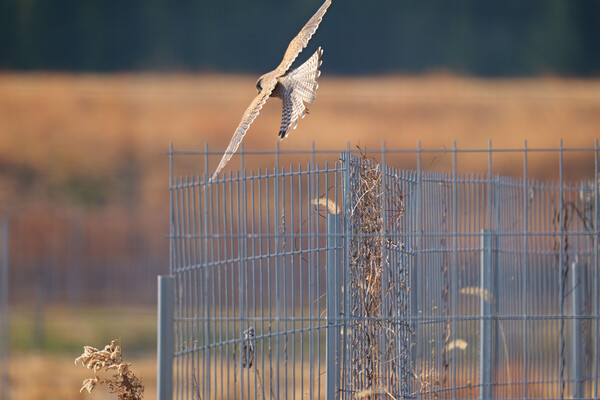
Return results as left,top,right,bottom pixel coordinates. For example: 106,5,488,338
1,73,599,399
1,73,599,211
5,306,156,400
8,306,156,354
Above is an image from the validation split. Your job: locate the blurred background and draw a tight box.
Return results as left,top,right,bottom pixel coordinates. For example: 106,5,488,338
0,1,599,399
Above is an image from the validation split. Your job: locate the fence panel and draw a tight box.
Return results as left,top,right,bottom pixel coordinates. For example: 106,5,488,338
167,144,600,399
170,160,343,400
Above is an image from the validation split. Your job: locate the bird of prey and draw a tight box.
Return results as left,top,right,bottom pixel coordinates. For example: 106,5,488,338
209,0,332,183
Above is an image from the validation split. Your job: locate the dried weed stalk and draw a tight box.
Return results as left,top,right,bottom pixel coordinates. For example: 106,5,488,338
346,149,413,398
75,339,144,400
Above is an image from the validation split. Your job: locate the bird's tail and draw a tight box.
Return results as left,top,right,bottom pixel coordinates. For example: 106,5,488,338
286,47,323,104
278,47,324,139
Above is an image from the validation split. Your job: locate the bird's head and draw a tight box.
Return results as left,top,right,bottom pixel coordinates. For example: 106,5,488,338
255,77,264,93
256,72,273,93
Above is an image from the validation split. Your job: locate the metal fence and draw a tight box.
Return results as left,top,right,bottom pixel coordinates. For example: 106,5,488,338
3,208,166,306
160,142,600,399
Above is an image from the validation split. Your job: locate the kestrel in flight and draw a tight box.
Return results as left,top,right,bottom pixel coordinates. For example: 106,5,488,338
209,0,332,183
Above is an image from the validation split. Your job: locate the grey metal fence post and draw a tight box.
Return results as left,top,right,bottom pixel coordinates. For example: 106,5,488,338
412,143,423,397
1,216,9,400
158,275,175,400
571,260,584,399
480,229,496,400
327,214,343,400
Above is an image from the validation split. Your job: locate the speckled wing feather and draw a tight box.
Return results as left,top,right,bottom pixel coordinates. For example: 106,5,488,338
210,80,277,183
275,0,331,76
278,47,323,139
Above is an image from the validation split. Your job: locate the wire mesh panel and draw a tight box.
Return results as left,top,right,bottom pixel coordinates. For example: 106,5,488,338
166,143,600,400
169,157,343,400
338,147,599,399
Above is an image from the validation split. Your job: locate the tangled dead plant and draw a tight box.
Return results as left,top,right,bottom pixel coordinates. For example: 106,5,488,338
346,148,414,398
75,339,144,400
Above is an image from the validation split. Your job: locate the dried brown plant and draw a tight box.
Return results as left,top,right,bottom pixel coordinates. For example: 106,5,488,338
75,339,144,400
346,148,415,399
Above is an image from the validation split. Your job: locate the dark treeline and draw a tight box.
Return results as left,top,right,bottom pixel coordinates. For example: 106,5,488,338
1,0,599,76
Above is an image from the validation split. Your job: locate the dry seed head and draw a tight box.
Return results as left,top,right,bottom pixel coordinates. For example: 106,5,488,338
75,339,144,400
80,376,100,394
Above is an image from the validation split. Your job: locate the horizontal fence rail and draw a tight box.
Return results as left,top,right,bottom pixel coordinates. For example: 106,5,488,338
166,142,600,400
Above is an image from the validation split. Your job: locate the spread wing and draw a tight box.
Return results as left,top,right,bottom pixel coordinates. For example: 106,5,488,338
209,80,277,183
274,0,332,76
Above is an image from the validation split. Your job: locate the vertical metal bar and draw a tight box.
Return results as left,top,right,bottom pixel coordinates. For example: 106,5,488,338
209,175,219,400
412,141,423,397
266,166,273,400
191,176,201,400
249,170,258,400
203,139,210,399
274,143,281,400
236,169,244,400
315,160,322,398
487,141,492,231
185,176,192,400
473,171,481,392
380,141,388,388
221,174,230,400
558,141,565,398
289,165,296,400
203,170,212,400
309,142,316,400
341,143,351,398
242,164,250,400
281,163,288,400
484,141,493,398
0,216,8,400
571,256,584,399
451,141,458,399
173,176,183,400
544,178,553,390
169,142,175,276
298,163,304,400
327,214,343,400
228,171,236,400
257,167,265,399
594,139,599,399
158,275,175,400
182,176,190,400
216,176,225,400
522,141,529,398
479,230,495,400
183,177,191,400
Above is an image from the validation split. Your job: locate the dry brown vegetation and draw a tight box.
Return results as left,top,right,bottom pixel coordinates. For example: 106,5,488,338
75,339,144,400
